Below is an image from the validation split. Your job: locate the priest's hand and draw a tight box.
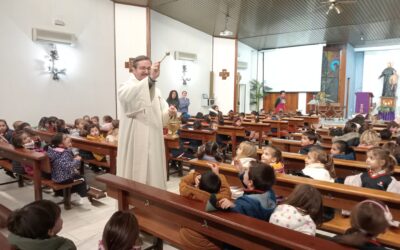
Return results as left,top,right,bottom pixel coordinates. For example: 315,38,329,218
150,61,160,80
168,105,177,117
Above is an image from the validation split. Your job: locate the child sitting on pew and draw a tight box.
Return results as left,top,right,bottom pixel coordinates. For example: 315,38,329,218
232,141,257,170
261,145,285,173
332,122,360,147
105,120,119,143
197,141,224,163
358,129,381,148
302,147,335,182
101,115,113,132
69,118,86,137
7,200,76,250
382,141,400,164
334,200,393,249
299,130,320,155
270,184,323,236
86,124,106,162
179,164,231,250
330,140,355,160
345,147,400,193
379,128,392,141
11,131,39,176
219,162,277,221
47,133,90,206
0,119,13,143
99,211,141,250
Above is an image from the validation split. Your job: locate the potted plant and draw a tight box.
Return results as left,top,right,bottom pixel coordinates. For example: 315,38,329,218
249,79,271,111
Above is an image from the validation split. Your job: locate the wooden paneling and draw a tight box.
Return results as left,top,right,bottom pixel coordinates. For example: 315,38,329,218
263,92,298,113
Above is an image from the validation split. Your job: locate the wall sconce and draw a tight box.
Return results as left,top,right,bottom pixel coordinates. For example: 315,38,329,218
46,45,66,80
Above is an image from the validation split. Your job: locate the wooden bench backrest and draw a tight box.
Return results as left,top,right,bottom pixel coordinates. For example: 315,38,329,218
97,174,352,250
0,142,50,173
187,159,400,221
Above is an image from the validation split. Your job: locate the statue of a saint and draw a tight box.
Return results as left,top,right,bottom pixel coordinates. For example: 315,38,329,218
379,62,398,97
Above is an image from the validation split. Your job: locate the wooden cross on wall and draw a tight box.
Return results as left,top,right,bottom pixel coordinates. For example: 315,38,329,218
124,58,134,72
219,69,230,80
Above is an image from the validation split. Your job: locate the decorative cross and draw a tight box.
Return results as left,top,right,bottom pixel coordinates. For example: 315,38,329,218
219,69,230,80
124,58,134,72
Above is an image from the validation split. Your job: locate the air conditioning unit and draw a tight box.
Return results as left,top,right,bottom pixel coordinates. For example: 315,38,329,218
32,28,77,45
237,61,248,70
174,51,197,61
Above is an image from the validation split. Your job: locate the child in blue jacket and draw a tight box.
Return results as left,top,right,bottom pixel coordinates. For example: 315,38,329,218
219,162,276,221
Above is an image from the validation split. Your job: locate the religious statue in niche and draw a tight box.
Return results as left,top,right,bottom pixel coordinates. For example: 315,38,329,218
181,64,191,85
379,62,398,97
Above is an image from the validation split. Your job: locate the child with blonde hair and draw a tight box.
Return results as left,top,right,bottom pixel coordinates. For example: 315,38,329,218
345,147,400,193
232,141,257,170
261,145,284,173
302,146,335,182
270,184,323,236
358,129,381,148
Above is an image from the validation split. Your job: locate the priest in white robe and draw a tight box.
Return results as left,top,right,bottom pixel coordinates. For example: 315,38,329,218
117,55,176,189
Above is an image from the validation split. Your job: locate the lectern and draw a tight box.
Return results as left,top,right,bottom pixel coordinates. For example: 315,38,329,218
355,92,373,114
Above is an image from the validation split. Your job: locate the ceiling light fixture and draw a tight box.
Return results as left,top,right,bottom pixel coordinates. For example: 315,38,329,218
220,14,233,36
326,3,342,14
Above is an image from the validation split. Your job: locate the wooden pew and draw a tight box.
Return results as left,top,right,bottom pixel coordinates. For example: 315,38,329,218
241,122,271,148
216,125,245,158
164,135,181,181
187,159,400,248
294,116,319,124
282,117,304,132
261,120,288,137
29,129,118,175
97,173,352,250
179,128,216,144
0,142,81,209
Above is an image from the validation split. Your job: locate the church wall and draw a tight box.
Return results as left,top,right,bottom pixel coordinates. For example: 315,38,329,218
151,10,212,115
237,42,258,113
213,38,236,114
115,4,148,119
346,44,356,117
0,0,115,124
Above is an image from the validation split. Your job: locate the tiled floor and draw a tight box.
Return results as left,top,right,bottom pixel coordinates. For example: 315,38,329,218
0,171,181,250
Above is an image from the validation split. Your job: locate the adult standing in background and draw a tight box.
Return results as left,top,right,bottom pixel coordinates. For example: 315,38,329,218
274,90,286,113
117,55,176,189
179,90,190,115
166,90,180,109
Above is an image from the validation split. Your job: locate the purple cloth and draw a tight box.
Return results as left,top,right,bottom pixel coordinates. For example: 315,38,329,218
378,111,395,121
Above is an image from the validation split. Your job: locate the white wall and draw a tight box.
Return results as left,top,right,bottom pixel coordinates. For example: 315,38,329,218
362,49,400,112
238,42,257,113
0,0,115,124
115,4,148,118
213,38,236,114
151,10,212,115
